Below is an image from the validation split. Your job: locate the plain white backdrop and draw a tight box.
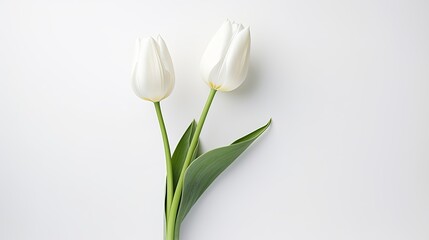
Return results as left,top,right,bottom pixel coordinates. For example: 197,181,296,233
1,0,428,239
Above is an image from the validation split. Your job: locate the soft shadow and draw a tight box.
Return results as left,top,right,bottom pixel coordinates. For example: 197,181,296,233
228,59,262,98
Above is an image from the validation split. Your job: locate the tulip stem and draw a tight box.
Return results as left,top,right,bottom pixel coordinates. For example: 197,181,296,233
154,101,173,218
166,89,217,240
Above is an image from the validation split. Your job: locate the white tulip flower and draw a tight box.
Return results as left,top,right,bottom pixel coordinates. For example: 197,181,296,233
200,20,251,92
132,36,175,102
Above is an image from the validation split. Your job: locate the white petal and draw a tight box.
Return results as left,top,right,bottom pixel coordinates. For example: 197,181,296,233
200,20,233,86
131,37,165,101
131,38,144,97
156,35,175,99
207,59,225,89
218,27,251,91
156,35,175,78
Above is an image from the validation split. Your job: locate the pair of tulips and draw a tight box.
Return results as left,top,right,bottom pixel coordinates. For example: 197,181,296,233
131,20,270,240
131,19,251,101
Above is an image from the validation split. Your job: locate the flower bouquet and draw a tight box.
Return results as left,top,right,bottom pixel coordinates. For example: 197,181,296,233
131,20,271,240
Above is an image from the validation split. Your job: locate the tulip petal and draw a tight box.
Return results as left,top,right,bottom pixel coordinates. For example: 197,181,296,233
131,38,144,98
156,35,175,99
131,37,165,101
218,27,251,91
200,20,233,86
156,36,174,77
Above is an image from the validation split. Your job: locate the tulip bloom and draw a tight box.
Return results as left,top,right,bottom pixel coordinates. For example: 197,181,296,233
132,36,175,102
132,35,176,217
200,20,251,92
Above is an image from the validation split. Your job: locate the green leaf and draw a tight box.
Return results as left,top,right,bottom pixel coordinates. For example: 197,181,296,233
166,120,200,216
171,120,198,190
174,119,271,239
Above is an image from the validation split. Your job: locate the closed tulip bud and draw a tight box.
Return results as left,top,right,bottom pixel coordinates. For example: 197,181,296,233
131,36,175,102
200,20,251,92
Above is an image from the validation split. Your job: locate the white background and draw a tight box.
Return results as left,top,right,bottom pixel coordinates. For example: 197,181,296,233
1,0,428,239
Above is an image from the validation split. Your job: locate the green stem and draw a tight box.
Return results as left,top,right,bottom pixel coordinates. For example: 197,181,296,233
166,89,217,240
154,101,173,218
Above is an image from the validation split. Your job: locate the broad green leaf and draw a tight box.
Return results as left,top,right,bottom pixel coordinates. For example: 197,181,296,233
174,119,271,239
171,120,197,190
